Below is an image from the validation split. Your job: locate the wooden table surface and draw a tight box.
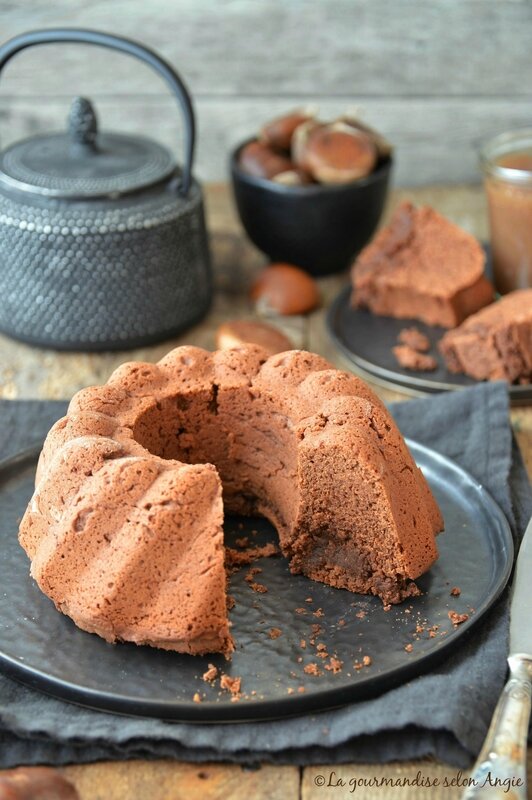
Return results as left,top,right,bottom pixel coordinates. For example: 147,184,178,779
1,183,530,799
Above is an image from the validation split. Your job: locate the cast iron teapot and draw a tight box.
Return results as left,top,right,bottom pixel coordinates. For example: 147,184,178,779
0,29,211,350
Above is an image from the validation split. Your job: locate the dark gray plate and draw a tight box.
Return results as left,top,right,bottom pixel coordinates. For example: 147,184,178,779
327,285,532,404
0,441,512,722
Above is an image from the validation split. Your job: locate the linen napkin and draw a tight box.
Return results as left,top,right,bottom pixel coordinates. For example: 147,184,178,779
0,383,530,769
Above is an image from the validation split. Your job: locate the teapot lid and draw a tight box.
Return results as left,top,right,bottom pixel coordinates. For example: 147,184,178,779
0,97,175,199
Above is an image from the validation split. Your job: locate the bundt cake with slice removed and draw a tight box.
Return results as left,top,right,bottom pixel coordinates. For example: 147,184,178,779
20,346,443,656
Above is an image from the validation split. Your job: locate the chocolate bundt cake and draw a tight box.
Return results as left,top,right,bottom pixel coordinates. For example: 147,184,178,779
19,346,443,655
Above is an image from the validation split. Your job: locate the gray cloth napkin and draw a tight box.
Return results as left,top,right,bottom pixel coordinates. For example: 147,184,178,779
0,383,530,769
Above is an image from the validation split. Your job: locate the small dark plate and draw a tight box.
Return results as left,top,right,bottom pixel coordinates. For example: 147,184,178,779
327,285,532,405
0,442,512,722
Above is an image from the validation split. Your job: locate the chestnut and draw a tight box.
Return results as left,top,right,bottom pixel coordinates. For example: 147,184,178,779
250,263,320,315
272,168,314,186
238,141,294,180
216,319,293,355
339,115,393,159
292,121,378,184
259,110,313,151
0,767,79,800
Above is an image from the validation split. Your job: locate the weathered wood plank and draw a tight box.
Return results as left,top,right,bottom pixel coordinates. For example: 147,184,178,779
60,761,300,800
0,0,530,98
1,96,531,185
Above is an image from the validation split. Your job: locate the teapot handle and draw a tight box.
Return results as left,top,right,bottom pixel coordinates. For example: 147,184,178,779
0,28,195,197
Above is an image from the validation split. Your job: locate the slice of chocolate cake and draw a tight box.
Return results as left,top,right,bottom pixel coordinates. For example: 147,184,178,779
351,202,494,328
439,289,532,382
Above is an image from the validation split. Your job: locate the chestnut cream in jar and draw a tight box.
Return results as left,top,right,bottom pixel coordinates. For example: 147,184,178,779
480,129,532,294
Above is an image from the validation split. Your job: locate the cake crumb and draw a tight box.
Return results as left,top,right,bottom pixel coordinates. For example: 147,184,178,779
295,607,306,615
220,674,241,695
313,608,324,618
338,619,346,627
245,566,268,593
193,692,202,703
305,597,313,603
397,327,431,352
249,582,268,593
235,536,249,548
393,344,437,372
304,663,322,676
383,604,391,612
355,610,366,620
297,686,305,693
287,687,294,695
448,610,469,626
300,639,307,649
309,623,323,646
324,657,343,673
316,643,327,652
404,643,413,653
362,655,372,666
227,543,278,568
202,664,218,682
268,627,282,640
226,594,235,610
450,586,461,597
415,624,425,634
245,566,261,578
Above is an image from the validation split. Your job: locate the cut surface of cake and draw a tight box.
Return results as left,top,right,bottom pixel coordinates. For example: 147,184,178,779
19,346,443,655
439,289,532,382
351,202,494,328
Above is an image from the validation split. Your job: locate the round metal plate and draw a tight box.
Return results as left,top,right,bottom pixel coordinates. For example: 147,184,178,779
327,285,532,405
0,133,175,198
0,441,513,722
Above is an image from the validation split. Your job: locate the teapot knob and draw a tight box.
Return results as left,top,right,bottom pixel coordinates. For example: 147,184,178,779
68,96,98,151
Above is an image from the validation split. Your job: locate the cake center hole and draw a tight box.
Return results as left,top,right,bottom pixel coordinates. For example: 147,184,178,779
132,388,299,542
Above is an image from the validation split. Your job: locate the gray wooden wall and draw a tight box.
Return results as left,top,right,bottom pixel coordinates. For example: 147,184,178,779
0,0,531,186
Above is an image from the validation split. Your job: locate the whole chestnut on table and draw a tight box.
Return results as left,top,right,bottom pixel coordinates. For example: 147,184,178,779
250,263,320,315
216,319,293,354
0,767,79,800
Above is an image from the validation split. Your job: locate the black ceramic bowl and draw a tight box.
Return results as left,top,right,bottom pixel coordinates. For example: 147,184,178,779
230,138,393,277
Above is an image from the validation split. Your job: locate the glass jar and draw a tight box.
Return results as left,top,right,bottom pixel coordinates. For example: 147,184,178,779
480,129,532,294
